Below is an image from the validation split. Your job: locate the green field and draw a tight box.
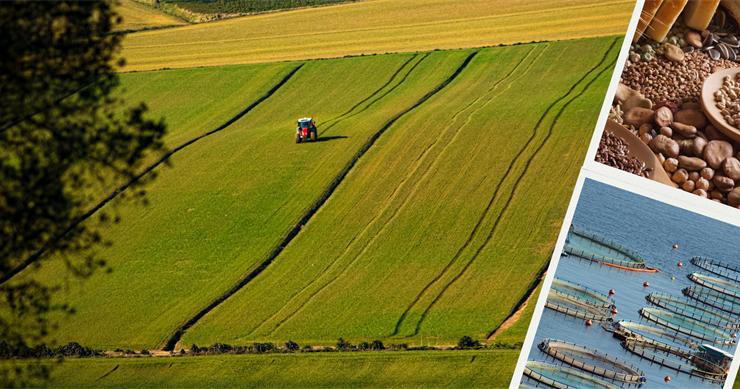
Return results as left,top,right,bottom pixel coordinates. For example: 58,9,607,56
120,0,633,71
16,349,519,388
180,37,620,347
8,34,621,354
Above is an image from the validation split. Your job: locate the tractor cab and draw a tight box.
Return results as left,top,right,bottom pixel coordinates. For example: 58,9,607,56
295,117,317,143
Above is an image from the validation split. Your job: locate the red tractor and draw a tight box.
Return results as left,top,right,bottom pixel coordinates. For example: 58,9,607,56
295,117,317,143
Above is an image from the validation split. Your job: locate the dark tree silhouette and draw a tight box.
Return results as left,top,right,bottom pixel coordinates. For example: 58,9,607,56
0,1,167,386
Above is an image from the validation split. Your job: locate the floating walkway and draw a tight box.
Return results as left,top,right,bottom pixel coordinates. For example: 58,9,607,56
688,272,740,299
691,257,740,283
562,226,660,272
606,320,701,348
537,338,646,383
621,338,727,382
523,360,621,389
638,307,736,346
550,278,615,308
545,289,612,321
646,292,740,329
683,286,740,316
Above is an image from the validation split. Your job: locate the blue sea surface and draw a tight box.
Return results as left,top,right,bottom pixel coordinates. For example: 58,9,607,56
524,179,740,389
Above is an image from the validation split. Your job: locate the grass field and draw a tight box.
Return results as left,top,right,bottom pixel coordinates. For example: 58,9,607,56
114,1,187,32
180,36,621,347
15,349,519,388
17,51,477,350
120,0,633,71
6,34,622,353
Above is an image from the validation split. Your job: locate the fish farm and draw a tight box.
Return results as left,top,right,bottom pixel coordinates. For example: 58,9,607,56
545,287,613,322
537,338,646,383
550,277,615,308
523,361,621,389
688,272,740,299
621,338,728,383
645,292,740,329
638,307,736,346
523,219,739,388
683,286,740,316
606,320,702,349
562,225,660,272
691,257,740,283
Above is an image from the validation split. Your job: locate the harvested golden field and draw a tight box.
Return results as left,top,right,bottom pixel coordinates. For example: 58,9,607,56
120,0,634,71
114,0,187,32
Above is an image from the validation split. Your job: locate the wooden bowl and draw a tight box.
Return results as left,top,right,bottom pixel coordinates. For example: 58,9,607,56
602,119,673,186
701,67,740,143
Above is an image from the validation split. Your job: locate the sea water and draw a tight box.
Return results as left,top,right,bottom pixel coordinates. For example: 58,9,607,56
523,178,740,389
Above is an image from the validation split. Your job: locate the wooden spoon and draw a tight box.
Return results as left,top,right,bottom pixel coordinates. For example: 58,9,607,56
602,119,673,186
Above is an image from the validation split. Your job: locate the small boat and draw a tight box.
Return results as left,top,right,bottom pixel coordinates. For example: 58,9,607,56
550,278,614,308
605,320,701,348
691,257,740,283
646,292,740,329
621,337,727,382
545,289,612,321
523,360,621,389
683,286,740,317
639,307,736,345
538,338,646,383
562,225,660,272
688,272,740,299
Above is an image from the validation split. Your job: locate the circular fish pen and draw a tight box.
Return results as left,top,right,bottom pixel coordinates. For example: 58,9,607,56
638,307,736,346
537,338,646,383
646,292,740,329
621,338,727,383
562,226,660,272
688,272,740,299
550,278,615,308
683,286,740,316
691,257,740,283
545,289,612,321
605,320,701,349
523,360,621,389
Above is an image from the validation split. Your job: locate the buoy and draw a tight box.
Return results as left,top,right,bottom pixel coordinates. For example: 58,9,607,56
671,276,675,280
678,262,682,267
665,376,671,382
609,289,615,295
586,319,593,326
644,282,649,287
673,244,678,249
733,333,737,338
612,308,618,314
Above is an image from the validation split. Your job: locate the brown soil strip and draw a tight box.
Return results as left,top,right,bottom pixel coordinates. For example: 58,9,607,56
487,272,545,342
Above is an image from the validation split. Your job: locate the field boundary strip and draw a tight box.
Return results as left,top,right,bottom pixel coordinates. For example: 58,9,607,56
255,45,546,338
0,64,304,286
394,37,620,337
162,51,479,351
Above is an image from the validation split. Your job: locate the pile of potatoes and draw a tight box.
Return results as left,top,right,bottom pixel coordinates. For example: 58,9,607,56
614,83,740,207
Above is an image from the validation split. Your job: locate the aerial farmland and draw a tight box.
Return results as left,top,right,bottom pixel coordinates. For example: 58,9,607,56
1,0,634,387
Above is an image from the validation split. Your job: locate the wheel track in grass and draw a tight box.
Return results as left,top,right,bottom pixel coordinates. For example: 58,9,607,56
396,37,620,337
320,54,427,134
0,64,304,287
164,51,479,350
253,45,545,337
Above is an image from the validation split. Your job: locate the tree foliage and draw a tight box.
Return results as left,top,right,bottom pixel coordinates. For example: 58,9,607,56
0,1,167,386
